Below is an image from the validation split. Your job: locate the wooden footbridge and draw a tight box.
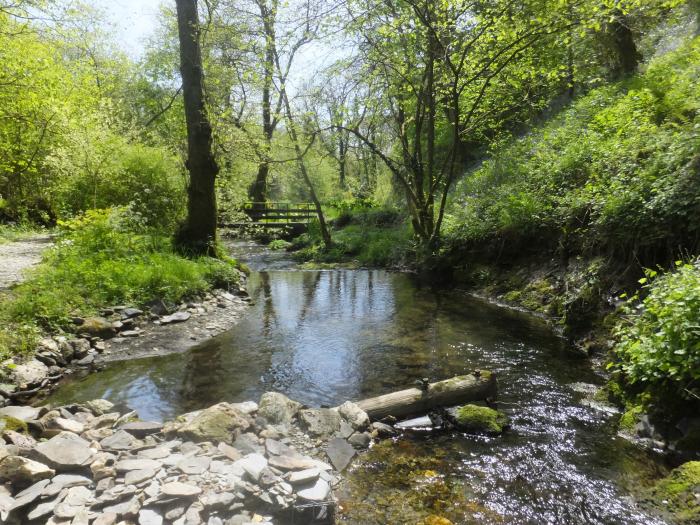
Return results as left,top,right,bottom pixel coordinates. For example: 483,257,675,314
219,202,317,230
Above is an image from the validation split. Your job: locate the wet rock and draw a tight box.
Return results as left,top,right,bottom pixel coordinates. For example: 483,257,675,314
299,408,341,438
325,437,355,472
166,403,251,444
0,455,55,485
8,359,48,388
33,431,94,470
160,311,191,324
257,392,301,425
120,421,163,438
448,404,509,436
338,401,370,431
77,317,117,339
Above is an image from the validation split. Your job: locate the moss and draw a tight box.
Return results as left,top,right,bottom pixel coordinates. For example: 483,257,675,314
0,415,29,434
453,404,509,435
422,517,454,525
618,405,643,434
647,461,700,524
503,290,522,303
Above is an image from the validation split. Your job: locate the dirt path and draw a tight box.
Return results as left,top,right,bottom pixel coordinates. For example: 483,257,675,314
0,235,52,289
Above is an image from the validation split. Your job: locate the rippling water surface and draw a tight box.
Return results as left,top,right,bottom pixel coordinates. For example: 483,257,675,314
46,241,667,524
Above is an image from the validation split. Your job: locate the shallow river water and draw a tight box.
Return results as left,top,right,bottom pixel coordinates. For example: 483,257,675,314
46,241,669,524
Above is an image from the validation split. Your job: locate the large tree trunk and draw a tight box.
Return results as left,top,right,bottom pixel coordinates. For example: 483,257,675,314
174,0,219,256
609,11,641,77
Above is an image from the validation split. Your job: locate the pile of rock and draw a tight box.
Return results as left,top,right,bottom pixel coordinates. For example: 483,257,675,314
0,288,249,405
0,391,382,524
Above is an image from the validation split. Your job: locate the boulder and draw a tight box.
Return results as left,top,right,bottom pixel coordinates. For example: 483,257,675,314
0,455,55,486
85,399,115,416
257,392,301,425
0,405,40,422
298,408,341,438
646,461,700,525
338,401,370,431
33,431,94,470
69,338,91,359
77,317,116,339
449,404,509,435
8,359,48,388
166,403,251,444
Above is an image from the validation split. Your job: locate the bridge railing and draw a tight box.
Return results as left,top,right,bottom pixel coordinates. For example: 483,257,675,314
240,202,316,226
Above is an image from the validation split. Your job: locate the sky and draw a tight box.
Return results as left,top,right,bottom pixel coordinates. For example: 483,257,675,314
94,0,162,58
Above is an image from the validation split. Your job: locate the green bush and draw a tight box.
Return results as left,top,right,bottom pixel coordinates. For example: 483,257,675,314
611,261,700,401
0,208,240,359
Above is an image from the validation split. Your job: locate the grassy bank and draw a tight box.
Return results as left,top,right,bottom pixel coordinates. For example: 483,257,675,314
0,208,241,362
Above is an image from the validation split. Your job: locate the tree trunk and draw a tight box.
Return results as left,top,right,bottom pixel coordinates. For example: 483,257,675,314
354,372,497,421
609,11,641,77
174,0,219,256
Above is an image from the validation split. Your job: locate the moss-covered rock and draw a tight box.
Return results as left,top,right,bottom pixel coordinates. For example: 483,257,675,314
647,461,700,524
0,415,29,434
451,404,509,435
618,405,643,435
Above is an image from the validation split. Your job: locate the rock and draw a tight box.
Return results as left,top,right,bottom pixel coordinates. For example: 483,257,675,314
63,485,94,507
42,474,92,497
11,478,51,512
233,432,263,455
33,431,94,470
90,452,117,480
120,330,141,338
217,442,241,461
26,495,61,520
176,455,211,475
139,508,164,525
338,401,370,431
160,482,202,498
286,468,320,485
325,437,356,472
77,317,117,339
116,458,162,472
74,354,95,367
167,403,250,444
0,455,55,485
160,311,191,324
70,338,91,358
230,401,258,415
101,429,138,450
371,421,397,437
267,452,317,471
50,416,85,434
236,453,268,482
257,392,301,425
199,491,235,510
120,421,163,438
183,501,204,524
0,405,40,422
298,408,341,438
146,299,171,316
2,429,35,450
449,404,509,435
86,399,115,416
9,359,48,388
94,512,118,525
121,308,143,319
102,495,141,517
647,461,700,524
90,412,120,430
296,478,331,502
348,432,372,449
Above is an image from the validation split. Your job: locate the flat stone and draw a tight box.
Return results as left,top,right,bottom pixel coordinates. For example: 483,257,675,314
160,481,202,498
267,453,317,471
0,455,55,486
100,429,138,450
216,442,241,461
298,408,341,438
176,455,210,475
121,308,143,319
296,478,331,502
33,431,94,470
139,508,163,525
0,405,41,422
125,467,158,485
26,495,60,520
160,311,191,324
120,421,163,438
287,468,320,485
51,417,85,434
93,512,118,525
10,478,50,510
325,437,356,472
42,474,92,497
199,491,235,510
102,495,141,517
63,485,93,506
233,432,263,454
138,446,171,460
89,412,120,429
236,453,268,481
115,458,162,472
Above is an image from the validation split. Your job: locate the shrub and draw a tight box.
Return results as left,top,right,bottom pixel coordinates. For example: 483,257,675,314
611,260,700,401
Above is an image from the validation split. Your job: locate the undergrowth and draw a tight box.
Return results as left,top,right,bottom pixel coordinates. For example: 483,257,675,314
0,208,240,361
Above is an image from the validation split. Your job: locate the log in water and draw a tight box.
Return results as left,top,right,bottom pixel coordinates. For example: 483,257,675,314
354,371,497,420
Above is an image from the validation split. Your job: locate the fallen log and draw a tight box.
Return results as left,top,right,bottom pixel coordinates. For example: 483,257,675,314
355,371,497,421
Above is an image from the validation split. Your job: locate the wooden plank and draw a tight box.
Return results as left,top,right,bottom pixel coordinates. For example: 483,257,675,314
354,372,497,420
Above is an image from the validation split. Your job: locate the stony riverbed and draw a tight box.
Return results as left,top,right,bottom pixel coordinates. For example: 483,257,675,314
0,390,385,524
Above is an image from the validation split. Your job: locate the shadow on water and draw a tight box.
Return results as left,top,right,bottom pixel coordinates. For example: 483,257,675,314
45,241,667,524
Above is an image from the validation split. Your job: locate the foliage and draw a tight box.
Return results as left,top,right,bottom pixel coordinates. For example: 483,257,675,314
611,261,700,401
445,36,700,263
0,208,240,360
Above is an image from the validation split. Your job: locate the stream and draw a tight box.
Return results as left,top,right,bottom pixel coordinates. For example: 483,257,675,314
46,241,668,524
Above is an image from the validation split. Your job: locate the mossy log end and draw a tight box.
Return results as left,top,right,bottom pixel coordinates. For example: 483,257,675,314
355,372,497,421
